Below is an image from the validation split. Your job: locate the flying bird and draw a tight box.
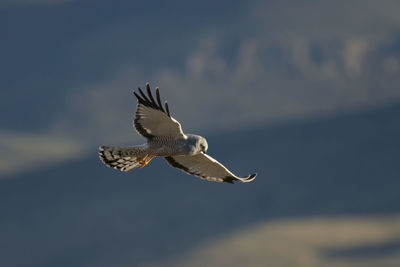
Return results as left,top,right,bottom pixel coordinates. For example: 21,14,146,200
99,83,257,183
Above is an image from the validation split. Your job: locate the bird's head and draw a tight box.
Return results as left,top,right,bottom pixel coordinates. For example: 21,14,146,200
186,134,208,154
199,137,208,153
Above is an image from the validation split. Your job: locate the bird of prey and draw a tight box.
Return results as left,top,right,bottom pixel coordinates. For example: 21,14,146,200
99,83,257,183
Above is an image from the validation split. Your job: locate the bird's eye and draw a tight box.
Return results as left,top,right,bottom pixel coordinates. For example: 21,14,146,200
200,144,206,153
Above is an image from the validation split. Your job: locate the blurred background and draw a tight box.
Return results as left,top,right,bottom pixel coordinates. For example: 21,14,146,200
1,0,400,266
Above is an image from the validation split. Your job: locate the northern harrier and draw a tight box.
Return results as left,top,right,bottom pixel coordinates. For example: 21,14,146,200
99,83,257,183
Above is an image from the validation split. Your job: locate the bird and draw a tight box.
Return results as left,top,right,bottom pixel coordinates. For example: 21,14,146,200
99,83,257,183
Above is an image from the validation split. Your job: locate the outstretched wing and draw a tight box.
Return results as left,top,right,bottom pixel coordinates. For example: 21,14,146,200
133,83,184,140
164,153,257,183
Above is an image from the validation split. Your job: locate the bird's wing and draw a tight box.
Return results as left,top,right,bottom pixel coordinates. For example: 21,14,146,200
164,153,257,183
133,83,184,139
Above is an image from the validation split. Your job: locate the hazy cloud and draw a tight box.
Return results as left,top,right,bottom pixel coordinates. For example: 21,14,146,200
0,130,85,178
343,38,368,76
167,215,400,267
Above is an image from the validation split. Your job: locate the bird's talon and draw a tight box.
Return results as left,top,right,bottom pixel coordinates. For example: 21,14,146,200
139,155,154,168
138,154,148,164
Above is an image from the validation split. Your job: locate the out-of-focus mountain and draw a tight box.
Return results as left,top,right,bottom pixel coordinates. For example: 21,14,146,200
0,102,399,267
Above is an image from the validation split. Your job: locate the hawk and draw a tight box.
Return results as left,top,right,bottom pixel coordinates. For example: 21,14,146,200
99,83,257,183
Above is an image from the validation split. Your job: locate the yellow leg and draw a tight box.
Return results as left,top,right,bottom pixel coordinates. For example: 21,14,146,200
138,154,148,164
139,155,155,168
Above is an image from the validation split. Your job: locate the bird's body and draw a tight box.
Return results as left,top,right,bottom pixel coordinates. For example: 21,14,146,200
146,134,207,157
99,83,256,183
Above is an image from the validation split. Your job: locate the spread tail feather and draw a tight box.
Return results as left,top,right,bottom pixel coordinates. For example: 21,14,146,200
99,146,147,172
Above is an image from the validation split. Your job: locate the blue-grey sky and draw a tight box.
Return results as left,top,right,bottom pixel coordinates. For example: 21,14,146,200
1,0,400,176
1,2,400,266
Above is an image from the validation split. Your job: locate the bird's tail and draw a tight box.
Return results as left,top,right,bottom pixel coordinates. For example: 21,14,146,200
99,145,148,172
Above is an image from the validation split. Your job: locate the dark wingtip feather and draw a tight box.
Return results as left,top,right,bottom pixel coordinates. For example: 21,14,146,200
133,91,146,104
155,87,165,113
133,83,170,117
146,83,157,106
138,87,151,103
244,173,257,182
223,173,257,183
165,101,170,117
222,177,235,184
